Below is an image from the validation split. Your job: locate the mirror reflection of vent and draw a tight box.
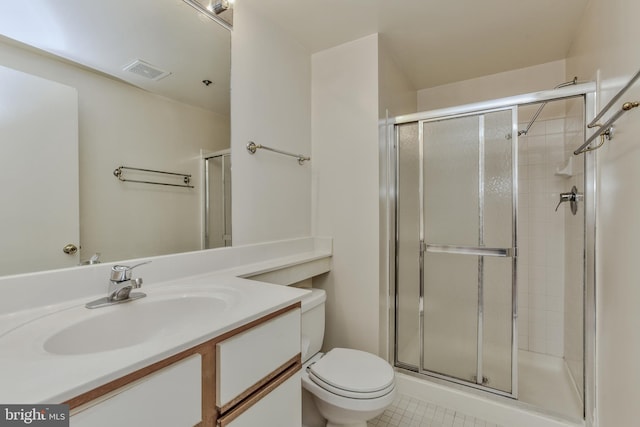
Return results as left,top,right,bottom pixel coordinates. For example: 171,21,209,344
123,59,171,81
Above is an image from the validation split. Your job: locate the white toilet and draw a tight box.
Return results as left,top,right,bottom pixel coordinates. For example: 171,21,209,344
300,288,396,427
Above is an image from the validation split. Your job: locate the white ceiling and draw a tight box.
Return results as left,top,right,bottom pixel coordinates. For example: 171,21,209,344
0,0,231,115
242,0,590,90
0,0,590,110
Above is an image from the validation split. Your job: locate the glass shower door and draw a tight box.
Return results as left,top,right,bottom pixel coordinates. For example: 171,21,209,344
420,108,517,396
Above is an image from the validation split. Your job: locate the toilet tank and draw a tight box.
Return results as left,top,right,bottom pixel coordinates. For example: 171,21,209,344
300,288,326,363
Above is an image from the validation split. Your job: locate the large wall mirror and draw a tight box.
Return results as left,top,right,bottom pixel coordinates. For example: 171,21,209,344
0,0,232,276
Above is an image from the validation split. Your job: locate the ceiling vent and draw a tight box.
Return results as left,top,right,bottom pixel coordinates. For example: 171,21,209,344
122,59,171,81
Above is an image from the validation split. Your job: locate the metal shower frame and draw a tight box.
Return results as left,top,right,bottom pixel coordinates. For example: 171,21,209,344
395,105,518,398
385,81,597,425
203,149,232,249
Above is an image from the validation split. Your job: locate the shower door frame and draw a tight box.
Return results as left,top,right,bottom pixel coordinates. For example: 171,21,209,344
386,82,597,423
405,106,519,398
203,149,232,249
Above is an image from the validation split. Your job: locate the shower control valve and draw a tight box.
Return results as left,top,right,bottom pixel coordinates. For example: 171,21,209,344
555,186,583,215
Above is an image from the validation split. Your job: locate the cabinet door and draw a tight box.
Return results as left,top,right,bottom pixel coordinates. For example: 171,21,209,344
71,354,201,427
220,372,301,427
217,308,300,410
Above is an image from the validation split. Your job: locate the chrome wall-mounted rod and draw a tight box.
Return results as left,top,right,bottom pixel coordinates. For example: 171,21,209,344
518,77,578,136
588,68,640,128
574,68,640,155
574,101,640,155
246,141,310,165
113,166,194,188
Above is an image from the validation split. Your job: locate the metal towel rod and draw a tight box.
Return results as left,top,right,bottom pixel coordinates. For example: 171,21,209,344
574,102,639,155
113,166,193,188
574,68,640,155
246,141,310,165
588,68,640,128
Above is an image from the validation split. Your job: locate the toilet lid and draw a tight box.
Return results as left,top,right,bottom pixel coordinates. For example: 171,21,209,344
308,348,395,394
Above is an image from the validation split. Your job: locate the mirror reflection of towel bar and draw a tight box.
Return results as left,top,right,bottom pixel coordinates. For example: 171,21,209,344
113,166,193,188
425,244,513,258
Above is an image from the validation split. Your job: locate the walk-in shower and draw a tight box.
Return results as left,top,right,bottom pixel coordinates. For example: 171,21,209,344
387,82,596,423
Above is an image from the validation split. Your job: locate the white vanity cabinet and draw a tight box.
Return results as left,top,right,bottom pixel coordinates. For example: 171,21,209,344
218,372,301,427
70,354,202,427
64,303,302,427
216,307,301,426
216,308,300,410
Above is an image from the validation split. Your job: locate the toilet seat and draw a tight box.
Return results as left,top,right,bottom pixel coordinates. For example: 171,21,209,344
308,348,395,399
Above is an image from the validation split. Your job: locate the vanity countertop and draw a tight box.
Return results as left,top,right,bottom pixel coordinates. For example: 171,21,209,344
0,274,309,404
0,237,332,405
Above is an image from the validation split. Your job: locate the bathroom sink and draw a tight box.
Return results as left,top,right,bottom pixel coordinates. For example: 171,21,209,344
42,292,234,355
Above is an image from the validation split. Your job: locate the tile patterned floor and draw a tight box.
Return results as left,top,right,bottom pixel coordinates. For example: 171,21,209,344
367,394,503,427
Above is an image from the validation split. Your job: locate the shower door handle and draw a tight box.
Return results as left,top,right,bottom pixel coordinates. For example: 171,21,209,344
425,244,514,258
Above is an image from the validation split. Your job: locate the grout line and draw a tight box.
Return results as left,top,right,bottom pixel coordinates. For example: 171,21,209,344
367,393,504,427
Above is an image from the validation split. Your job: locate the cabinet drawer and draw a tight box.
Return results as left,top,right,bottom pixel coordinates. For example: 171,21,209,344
218,370,301,427
216,308,300,411
71,354,201,427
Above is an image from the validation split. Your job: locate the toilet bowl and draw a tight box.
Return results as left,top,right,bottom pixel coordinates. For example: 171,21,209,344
300,289,395,427
302,349,396,427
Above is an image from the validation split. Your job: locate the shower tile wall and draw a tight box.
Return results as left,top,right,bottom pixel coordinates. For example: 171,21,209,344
517,118,566,357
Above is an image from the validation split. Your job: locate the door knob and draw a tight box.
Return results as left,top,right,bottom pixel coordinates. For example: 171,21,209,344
63,244,78,255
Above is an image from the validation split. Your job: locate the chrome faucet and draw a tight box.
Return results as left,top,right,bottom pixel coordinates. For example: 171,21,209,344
86,261,151,309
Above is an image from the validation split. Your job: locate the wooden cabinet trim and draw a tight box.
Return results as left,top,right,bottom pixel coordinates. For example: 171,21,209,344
217,353,301,415
213,302,300,344
64,341,214,410
202,345,217,426
63,302,301,427
216,361,302,427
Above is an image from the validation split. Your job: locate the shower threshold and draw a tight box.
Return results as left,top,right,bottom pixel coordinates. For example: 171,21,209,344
394,369,584,427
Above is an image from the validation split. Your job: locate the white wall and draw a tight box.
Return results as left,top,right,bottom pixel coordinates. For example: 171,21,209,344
308,33,415,358
566,0,640,425
230,2,312,246
378,38,417,119
378,39,417,358
78,70,228,262
0,39,228,264
417,60,567,111
312,34,381,354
